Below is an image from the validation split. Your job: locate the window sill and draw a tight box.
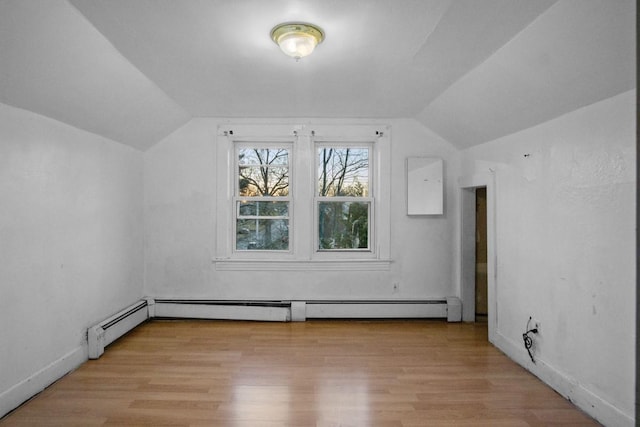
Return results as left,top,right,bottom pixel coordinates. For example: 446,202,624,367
212,259,392,271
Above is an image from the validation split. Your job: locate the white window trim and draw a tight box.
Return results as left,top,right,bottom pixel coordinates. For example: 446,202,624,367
214,124,391,271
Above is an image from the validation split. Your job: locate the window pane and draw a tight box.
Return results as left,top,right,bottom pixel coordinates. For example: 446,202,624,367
236,218,289,250
238,148,289,197
318,147,369,196
238,166,289,196
238,201,289,217
238,148,288,166
318,201,369,250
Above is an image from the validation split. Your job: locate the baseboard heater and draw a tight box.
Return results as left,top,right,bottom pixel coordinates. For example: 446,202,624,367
88,297,460,359
153,299,451,321
303,300,448,319
153,299,291,322
88,300,149,359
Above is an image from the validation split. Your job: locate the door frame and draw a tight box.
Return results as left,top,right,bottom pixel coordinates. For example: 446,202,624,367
459,173,497,343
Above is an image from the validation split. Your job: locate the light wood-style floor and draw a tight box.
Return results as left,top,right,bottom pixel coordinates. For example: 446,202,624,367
2,320,599,426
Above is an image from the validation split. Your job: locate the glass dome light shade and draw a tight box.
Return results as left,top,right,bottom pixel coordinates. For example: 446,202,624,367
271,23,324,59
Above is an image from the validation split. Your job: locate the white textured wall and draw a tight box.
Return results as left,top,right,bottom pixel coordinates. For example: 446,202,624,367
0,103,144,411
144,118,458,300
459,90,635,425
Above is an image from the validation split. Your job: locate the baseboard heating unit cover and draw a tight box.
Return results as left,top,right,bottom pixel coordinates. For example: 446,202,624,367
304,300,448,319
153,300,291,322
88,300,149,359
87,298,459,359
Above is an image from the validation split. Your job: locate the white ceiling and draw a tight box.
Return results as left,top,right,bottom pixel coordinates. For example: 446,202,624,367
0,0,635,150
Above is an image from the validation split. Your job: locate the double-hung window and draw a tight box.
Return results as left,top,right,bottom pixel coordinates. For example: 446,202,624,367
215,124,390,270
316,145,372,251
234,145,291,252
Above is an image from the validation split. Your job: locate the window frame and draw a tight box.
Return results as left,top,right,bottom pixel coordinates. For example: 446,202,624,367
214,124,391,270
314,142,374,253
233,143,292,253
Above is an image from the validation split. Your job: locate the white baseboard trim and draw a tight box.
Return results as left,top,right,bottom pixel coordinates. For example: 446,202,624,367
0,345,87,419
492,331,634,427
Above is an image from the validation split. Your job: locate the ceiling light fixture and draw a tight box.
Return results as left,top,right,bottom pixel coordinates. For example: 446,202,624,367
270,22,324,60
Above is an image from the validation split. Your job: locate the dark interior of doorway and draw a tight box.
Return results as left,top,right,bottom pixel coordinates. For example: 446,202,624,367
475,187,488,323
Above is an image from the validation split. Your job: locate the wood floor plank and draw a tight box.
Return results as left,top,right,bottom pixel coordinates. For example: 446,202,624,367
1,320,600,426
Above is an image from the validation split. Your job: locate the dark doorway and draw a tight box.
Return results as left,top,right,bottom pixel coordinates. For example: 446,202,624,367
475,187,488,322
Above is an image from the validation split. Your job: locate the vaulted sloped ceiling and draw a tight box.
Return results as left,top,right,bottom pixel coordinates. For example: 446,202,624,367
416,0,636,148
0,0,635,150
0,0,191,150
